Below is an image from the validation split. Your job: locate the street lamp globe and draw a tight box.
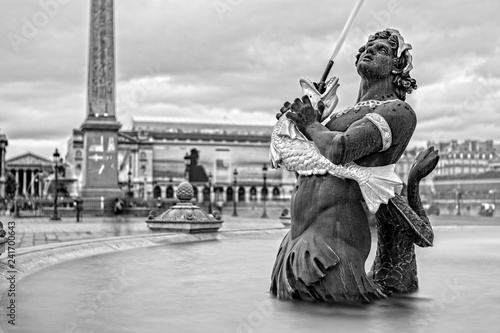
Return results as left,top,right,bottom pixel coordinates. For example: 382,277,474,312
53,148,60,163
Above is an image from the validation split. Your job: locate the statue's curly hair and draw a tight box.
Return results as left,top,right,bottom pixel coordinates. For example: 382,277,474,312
355,29,417,101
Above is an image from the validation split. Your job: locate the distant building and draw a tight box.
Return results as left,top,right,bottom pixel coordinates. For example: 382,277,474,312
6,125,499,206
428,139,496,176
395,147,435,198
66,116,296,203
5,152,53,197
0,132,7,198
489,158,500,171
426,140,500,202
395,147,419,183
394,140,500,202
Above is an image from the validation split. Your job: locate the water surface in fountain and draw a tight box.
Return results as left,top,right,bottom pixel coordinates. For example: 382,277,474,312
3,227,500,333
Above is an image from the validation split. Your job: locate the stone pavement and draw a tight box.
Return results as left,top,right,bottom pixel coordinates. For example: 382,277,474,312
0,213,285,249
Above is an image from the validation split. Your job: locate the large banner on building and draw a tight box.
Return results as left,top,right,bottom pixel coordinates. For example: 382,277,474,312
214,148,231,184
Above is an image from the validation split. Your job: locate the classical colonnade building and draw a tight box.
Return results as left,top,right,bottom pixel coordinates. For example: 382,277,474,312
5,153,54,198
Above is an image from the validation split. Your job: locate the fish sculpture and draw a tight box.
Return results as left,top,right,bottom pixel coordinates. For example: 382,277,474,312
270,78,402,214
299,77,340,124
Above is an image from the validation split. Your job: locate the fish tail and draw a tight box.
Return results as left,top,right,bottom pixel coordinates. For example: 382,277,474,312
358,164,402,214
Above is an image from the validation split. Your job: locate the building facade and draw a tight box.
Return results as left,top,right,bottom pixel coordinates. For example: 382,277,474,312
426,140,500,203
429,139,496,176
4,124,499,208
5,152,54,198
0,132,7,198
67,116,296,203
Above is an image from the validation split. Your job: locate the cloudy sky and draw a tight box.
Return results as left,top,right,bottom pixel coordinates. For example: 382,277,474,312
1,0,499,159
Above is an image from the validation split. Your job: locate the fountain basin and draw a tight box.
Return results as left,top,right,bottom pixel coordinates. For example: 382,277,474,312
1,227,500,332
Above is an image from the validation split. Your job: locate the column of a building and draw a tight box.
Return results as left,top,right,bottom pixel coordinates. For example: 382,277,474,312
210,186,214,207
244,186,250,202
222,186,227,203
13,169,17,194
38,170,43,197
15,169,20,195
25,169,29,196
22,169,27,196
132,150,139,196
34,170,38,197
195,186,200,202
34,170,37,196
134,150,139,196
30,169,35,197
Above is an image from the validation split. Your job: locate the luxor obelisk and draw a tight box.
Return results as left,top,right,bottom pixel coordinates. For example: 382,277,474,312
80,0,122,198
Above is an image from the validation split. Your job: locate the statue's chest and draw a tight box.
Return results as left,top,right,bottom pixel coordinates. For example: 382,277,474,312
326,108,370,132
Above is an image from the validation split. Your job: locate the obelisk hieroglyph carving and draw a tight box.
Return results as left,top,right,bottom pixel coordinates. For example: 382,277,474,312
81,0,122,198
87,0,115,119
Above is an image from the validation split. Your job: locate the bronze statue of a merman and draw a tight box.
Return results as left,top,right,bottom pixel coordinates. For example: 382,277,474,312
270,28,439,302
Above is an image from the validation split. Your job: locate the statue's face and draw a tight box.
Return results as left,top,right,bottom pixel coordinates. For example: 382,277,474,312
356,39,395,79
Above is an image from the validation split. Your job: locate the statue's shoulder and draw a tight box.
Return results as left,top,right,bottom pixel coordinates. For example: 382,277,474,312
372,99,416,129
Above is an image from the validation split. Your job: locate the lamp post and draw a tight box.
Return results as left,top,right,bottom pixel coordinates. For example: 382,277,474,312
456,188,462,216
232,169,238,217
143,171,148,200
127,170,133,197
50,148,61,221
261,163,268,219
208,172,212,214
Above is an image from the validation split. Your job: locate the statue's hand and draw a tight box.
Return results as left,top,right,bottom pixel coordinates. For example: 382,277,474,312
286,96,322,131
276,101,292,120
409,147,440,182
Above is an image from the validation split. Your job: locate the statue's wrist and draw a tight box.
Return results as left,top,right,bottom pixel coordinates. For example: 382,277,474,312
303,121,319,136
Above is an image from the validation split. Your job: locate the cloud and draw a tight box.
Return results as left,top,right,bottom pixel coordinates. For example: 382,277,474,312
0,0,499,159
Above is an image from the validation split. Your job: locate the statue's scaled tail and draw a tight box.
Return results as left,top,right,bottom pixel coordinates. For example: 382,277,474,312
359,164,402,214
